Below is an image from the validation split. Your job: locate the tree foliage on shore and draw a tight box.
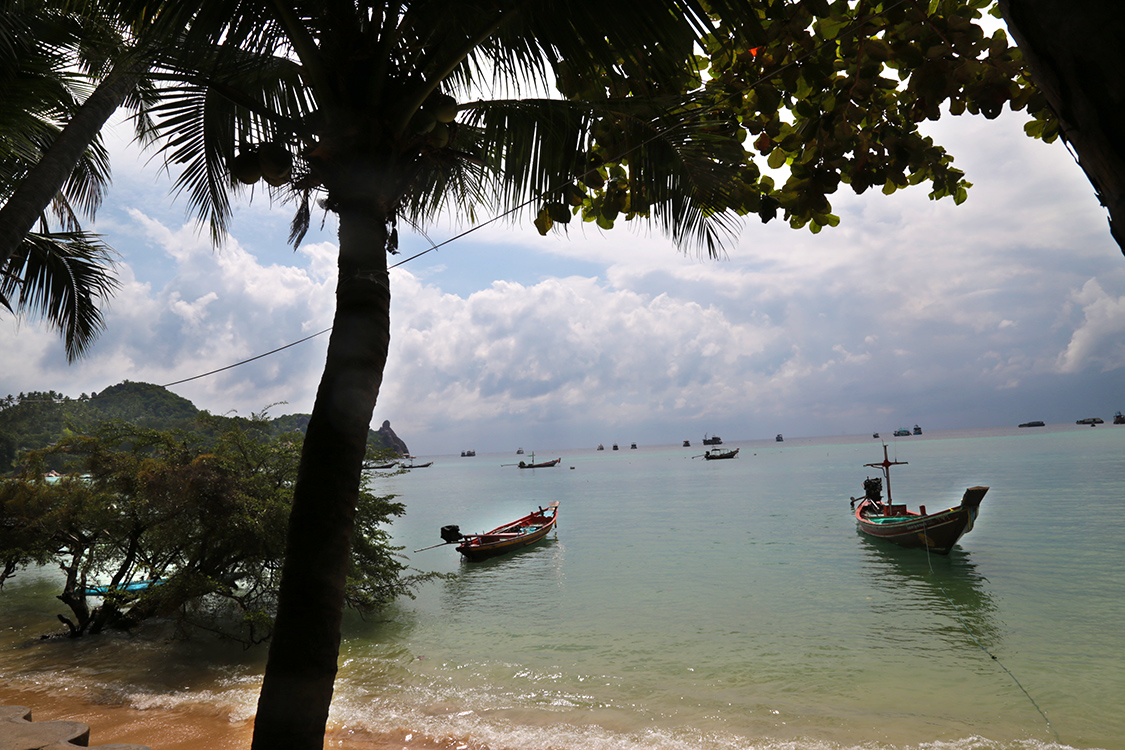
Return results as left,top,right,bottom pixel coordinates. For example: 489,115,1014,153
0,414,429,642
548,0,1055,238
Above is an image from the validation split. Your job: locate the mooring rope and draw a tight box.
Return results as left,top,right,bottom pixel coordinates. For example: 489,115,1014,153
921,518,1060,743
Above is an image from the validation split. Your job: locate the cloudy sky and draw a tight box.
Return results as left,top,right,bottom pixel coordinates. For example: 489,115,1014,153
3,98,1124,456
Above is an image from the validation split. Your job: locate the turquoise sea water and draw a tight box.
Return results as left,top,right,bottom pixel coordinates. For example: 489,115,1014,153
2,424,1124,750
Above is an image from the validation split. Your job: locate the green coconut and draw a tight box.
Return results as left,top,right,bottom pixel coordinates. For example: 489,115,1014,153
428,93,459,123
257,142,293,181
262,170,291,187
231,150,263,184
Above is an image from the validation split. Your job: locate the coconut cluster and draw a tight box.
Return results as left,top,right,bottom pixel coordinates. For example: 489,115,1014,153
411,92,459,148
230,141,293,186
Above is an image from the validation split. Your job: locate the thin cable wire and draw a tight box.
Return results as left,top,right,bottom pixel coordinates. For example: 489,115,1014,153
158,327,332,388
7,327,333,406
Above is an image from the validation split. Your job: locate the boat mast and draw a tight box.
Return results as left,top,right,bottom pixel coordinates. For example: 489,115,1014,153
865,444,908,502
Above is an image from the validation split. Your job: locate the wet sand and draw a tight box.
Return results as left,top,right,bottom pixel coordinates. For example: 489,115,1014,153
0,683,461,750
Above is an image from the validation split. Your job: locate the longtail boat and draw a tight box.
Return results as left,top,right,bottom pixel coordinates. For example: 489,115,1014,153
849,445,988,554
518,457,561,468
702,447,739,460
434,502,559,561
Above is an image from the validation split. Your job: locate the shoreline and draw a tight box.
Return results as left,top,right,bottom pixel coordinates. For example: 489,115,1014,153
0,683,453,750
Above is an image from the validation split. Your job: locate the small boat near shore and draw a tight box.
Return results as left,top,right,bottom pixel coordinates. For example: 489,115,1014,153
434,502,559,561
81,579,163,596
702,447,739,460
849,445,987,554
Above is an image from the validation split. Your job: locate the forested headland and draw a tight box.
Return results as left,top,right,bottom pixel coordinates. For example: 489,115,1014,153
0,380,409,474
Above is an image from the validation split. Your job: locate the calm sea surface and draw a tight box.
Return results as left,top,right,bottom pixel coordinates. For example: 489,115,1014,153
2,425,1124,750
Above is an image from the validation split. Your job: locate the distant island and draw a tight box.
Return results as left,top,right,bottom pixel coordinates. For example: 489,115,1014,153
0,381,408,473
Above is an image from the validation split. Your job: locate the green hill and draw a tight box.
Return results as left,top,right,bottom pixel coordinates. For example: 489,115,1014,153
0,381,408,473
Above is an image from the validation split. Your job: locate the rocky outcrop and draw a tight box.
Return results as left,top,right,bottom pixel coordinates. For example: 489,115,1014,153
0,705,150,750
373,420,409,456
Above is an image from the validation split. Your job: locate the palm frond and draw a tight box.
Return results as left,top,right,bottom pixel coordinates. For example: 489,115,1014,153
452,95,743,255
145,45,315,244
0,231,120,361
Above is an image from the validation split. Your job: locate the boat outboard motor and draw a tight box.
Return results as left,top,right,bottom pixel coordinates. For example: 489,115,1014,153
863,476,883,503
440,525,463,543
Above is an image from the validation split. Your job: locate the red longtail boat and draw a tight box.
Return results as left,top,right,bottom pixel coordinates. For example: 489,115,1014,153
850,445,987,555
435,502,559,562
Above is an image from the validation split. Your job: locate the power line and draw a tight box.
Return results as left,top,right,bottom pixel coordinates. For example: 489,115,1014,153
158,327,332,388
4,328,332,406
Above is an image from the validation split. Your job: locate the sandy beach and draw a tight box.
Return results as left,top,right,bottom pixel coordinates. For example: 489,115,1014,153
0,684,458,750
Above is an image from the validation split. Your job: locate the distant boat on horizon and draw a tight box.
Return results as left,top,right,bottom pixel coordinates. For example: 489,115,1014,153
1019,421,1045,428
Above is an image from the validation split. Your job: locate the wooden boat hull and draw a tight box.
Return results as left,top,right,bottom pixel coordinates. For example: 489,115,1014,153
456,502,559,561
517,458,561,468
703,448,739,460
855,487,987,555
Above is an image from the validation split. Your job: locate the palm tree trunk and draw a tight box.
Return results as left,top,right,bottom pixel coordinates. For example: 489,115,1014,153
251,204,391,750
999,0,1125,253
0,56,141,266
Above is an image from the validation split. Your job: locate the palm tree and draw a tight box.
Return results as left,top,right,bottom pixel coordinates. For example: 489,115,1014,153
0,0,151,358
96,1,760,746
